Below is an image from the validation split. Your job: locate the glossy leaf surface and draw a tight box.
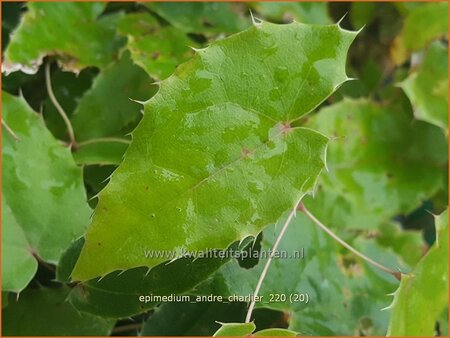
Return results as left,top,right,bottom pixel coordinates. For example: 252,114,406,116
72,22,357,281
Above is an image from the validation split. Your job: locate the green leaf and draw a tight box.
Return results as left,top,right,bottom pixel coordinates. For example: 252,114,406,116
391,2,448,64
213,322,256,337
2,197,38,292
387,209,449,336
3,2,124,74
72,21,357,281
72,139,130,166
253,2,331,24
400,41,448,131
2,287,115,336
118,12,193,80
67,241,250,318
253,328,298,336
70,51,154,142
2,92,91,264
145,2,249,35
305,98,447,230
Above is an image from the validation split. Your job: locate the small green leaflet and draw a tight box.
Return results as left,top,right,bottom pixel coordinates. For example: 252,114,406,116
2,287,115,336
3,2,124,74
2,92,91,266
387,209,449,336
213,322,256,337
72,21,357,281
118,12,193,80
400,41,448,132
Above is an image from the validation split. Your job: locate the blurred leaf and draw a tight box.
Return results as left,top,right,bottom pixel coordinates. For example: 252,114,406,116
376,222,424,267
213,322,256,337
254,2,331,24
199,212,401,336
400,41,448,131
2,287,115,336
3,2,124,74
73,139,129,166
70,51,154,142
391,2,448,65
2,197,38,292
118,12,193,80
72,22,356,281
2,92,91,265
350,2,375,29
387,209,448,336
304,98,447,230
145,2,249,35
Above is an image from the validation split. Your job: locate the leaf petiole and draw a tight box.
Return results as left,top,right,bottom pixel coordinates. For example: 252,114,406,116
298,203,402,280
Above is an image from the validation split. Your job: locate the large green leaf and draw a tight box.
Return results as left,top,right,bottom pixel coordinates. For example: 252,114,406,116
70,51,154,142
391,2,448,64
400,41,448,131
72,21,357,281
387,210,449,336
117,12,193,80
305,98,447,230
2,92,91,265
2,287,115,336
3,2,124,74
145,2,249,35
2,197,37,292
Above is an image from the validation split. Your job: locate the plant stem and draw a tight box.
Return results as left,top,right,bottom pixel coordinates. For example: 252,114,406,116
2,119,20,141
45,62,77,148
298,203,401,280
245,201,300,323
77,137,131,147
